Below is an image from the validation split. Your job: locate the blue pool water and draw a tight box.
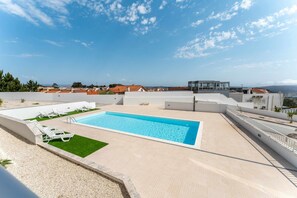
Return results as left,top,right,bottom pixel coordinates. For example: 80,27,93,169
76,112,200,146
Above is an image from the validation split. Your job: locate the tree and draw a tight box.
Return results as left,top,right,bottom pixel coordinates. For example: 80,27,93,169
109,84,123,88
26,80,39,92
283,98,297,108
87,84,98,88
52,83,59,88
71,82,84,88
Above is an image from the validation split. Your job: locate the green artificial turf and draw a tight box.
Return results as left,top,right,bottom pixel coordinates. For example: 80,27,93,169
49,134,108,158
27,108,99,122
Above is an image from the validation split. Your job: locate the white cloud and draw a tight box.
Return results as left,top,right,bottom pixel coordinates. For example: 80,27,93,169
208,0,254,21
0,0,38,25
18,53,43,58
159,0,167,10
6,53,43,58
175,0,191,9
44,40,63,47
175,30,237,58
178,4,297,59
137,4,149,14
74,40,94,48
4,37,18,43
0,0,156,34
191,19,204,27
210,23,222,31
240,0,253,10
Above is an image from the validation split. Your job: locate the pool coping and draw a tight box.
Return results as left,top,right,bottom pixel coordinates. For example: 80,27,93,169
71,111,204,150
38,142,140,198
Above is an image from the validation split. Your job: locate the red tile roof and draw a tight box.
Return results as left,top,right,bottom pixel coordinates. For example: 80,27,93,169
45,89,60,93
109,85,146,94
87,90,99,95
251,88,269,94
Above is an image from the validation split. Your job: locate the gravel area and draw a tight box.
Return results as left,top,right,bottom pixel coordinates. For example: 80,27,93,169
0,127,128,198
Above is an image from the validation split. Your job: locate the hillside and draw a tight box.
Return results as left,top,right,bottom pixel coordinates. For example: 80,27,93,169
261,85,297,97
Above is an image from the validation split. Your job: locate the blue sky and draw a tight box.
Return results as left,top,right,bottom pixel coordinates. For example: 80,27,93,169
0,0,297,87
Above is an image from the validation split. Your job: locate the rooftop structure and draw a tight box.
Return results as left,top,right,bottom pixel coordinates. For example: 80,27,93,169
188,80,230,96
0,92,296,197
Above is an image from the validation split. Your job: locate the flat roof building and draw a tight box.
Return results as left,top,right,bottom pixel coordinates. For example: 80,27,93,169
188,80,230,96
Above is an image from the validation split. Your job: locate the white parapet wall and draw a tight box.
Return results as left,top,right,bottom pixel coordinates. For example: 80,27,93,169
195,101,227,113
0,101,96,120
165,101,228,113
165,102,193,111
0,114,42,144
226,109,297,168
124,91,194,108
239,106,297,122
194,93,253,109
0,92,124,105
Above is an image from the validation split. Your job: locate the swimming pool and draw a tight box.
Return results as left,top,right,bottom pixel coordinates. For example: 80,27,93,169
76,112,201,147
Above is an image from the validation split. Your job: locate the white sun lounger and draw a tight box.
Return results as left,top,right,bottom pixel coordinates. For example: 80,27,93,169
34,122,74,143
38,111,57,118
53,108,67,116
76,107,88,112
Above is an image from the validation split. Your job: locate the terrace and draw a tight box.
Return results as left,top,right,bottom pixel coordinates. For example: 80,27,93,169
0,92,297,197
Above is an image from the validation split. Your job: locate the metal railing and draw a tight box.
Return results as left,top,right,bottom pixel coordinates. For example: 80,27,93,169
281,108,297,114
230,109,297,154
66,116,77,124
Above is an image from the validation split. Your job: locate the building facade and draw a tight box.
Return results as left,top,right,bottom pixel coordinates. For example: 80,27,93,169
229,88,284,111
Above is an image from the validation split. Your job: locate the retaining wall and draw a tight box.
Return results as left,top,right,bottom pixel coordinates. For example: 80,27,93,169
0,114,42,144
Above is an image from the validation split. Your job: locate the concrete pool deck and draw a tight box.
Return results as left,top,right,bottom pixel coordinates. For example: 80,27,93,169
42,105,297,198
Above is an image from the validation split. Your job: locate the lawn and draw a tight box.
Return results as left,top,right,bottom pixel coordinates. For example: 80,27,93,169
27,108,99,122
48,134,108,158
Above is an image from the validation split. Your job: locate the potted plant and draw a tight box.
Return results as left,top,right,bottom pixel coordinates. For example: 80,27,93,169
287,112,295,123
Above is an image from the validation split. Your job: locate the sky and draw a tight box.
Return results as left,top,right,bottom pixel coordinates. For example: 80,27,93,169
0,0,297,87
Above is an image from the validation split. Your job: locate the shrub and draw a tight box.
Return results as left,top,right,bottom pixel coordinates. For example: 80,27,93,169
21,99,25,103
0,98,3,106
287,112,296,123
274,106,281,112
0,159,12,168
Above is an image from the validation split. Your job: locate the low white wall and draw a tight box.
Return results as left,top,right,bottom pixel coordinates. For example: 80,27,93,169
124,92,194,108
194,93,253,109
165,102,193,111
165,101,227,113
0,92,124,105
0,92,54,101
240,107,297,122
0,101,95,120
53,93,123,105
0,114,42,144
195,102,227,113
226,109,297,168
